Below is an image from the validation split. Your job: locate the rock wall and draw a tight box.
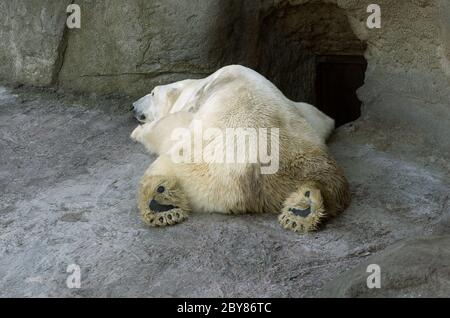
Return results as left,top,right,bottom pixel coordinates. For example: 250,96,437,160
1,1,448,94
57,0,259,96
1,0,449,144
0,0,71,86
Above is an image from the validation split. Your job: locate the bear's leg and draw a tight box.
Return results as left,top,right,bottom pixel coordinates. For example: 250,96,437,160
278,181,325,233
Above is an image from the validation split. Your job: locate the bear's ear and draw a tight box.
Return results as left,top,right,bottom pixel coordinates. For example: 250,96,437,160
166,87,181,106
155,87,182,118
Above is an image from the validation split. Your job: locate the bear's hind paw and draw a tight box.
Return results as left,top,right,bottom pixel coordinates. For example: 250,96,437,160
279,185,325,233
141,208,188,227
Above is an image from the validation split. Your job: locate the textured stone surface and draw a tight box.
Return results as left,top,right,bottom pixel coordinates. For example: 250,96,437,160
320,235,450,297
1,0,449,100
57,0,260,96
56,0,450,101
0,85,448,297
0,0,71,86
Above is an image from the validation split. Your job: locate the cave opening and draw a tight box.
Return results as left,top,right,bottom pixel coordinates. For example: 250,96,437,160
256,3,368,127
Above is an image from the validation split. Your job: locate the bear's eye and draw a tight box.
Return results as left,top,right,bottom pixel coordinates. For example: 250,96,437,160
151,92,155,96
156,186,165,193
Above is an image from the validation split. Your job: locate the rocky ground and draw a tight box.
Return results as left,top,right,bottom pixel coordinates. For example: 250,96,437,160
0,85,449,297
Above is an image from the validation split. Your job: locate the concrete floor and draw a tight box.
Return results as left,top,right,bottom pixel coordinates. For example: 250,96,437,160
1,85,449,297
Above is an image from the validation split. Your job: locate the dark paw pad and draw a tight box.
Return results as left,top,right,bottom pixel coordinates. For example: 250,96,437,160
149,199,178,213
289,206,312,217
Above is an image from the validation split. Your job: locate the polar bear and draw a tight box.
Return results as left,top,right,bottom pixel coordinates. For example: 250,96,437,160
131,65,350,233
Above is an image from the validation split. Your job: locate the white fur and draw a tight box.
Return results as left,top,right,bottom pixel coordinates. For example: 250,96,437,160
131,65,335,153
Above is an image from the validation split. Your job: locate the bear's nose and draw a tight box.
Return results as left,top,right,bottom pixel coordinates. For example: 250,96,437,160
130,105,146,122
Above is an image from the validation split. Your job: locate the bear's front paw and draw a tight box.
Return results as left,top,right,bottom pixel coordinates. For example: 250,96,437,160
141,208,188,227
279,185,325,233
130,125,143,142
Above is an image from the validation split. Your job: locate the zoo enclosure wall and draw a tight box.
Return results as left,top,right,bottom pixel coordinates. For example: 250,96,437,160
1,0,450,142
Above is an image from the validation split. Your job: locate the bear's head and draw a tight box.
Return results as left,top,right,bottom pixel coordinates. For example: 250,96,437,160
138,174,191,225
131,85,182,123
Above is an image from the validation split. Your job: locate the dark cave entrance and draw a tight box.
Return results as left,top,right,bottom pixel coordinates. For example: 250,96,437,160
256,3,368,127
315,55,367,127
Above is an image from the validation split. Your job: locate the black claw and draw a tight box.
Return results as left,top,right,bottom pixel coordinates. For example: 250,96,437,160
289,206,312,217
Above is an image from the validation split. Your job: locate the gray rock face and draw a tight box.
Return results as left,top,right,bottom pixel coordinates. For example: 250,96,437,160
57,0,261,97
1,0,449,101
320,235,450,297
0,0,71,86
